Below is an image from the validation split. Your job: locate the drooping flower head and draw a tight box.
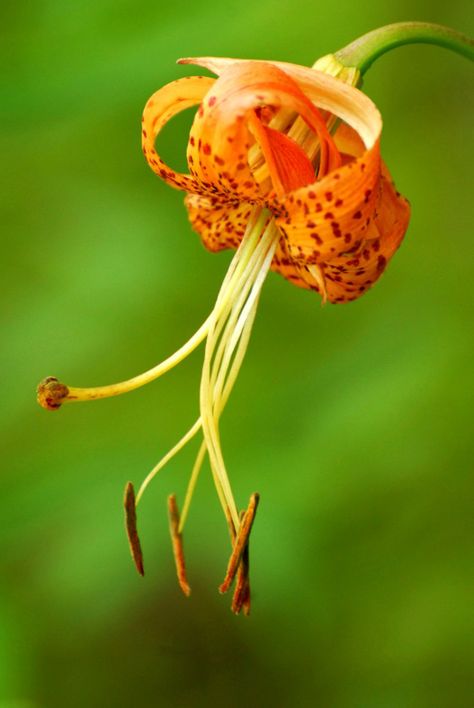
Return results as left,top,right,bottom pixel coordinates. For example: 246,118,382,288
142,56,410,304
38,52,410,614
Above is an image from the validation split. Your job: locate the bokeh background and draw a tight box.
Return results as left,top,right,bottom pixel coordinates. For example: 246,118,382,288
1,1,473,706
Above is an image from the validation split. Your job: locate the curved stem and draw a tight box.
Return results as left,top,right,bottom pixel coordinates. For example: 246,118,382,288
334,22,474,74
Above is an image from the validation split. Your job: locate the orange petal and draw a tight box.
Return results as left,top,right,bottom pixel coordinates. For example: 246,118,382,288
274,135,381,265
178,58,410,304
271,237,321,292
181,57,381,149
247,118,317,195
186,61,340,202
178,57,240,75
184,193,254,253
333,121,365,157
273,168,410,303
142,76,214,192
317,166,410,303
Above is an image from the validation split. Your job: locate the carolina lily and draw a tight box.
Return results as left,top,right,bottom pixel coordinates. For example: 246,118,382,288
144,56,410,304
37,54,410,613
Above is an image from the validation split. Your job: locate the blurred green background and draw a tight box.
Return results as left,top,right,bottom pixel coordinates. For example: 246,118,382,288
1,1,473,706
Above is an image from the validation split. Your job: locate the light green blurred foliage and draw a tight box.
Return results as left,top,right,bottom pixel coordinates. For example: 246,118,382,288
1,1,473,706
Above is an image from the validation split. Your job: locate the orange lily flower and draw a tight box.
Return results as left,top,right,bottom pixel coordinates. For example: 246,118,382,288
142,56,410,304
38,55,410,613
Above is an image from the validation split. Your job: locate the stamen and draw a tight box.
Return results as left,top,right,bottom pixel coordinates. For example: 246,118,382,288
167,494,191,596
204,272,265,532
231,541,251,615
219,492,260,594
40,202,277,601
201,216,279,531
135,208,275,524
123,482,144,576
209,214,273,394
231,510,251,615
110,206,275,564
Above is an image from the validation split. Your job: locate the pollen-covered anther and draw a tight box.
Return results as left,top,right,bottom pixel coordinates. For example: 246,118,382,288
124,482,145,576
219,492,260,595
36,376,70,411
168,494,191,597
230,510,251,615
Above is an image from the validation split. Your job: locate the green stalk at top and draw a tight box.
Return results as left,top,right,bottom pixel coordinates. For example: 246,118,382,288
334,22,474,74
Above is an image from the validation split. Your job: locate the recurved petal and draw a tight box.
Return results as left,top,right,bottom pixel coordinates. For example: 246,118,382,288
180,57,381,149
185,193,254,253
184,60,385,265
271,237,323,294
178,57,240,75
186,61,340,201
274,132,381,265
142,75,214,192
303,168,410,303
333,121,365,158
248,121,318,194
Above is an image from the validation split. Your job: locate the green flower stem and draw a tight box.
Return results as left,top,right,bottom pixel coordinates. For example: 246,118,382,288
335,22,474,74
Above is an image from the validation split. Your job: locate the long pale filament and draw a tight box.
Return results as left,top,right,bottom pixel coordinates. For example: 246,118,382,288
134,208,280,533
178,256,265,533
200,215,279,530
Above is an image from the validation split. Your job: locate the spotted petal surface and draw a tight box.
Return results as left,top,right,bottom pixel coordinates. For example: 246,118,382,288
144,58,410,304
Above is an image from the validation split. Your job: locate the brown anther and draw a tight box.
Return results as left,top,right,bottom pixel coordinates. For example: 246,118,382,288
124,482,144,576
219,492,259,594
231,534,251,615
241,582,251,616
167,494,191,597
230,510,251,615
37,376,69,410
